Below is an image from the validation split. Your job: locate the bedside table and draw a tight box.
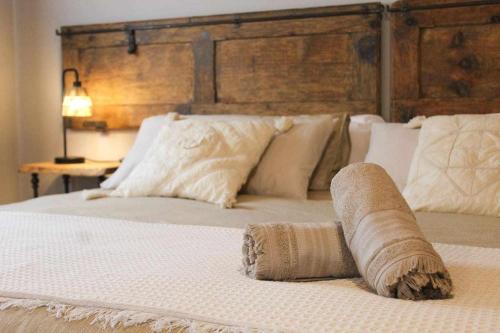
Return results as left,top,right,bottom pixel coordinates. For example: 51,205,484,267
19,161,120,198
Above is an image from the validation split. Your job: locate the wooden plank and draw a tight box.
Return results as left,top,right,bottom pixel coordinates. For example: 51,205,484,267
391,99,500,122
189,101,377,116
73,43,194,106
390,0,500,122
193,32,215,103
390,12,420,100
351,31,381,103
62,15,378,50
70,104,185,130
391,0,499,10
420,25,500,98
71,101,378,130
60,3,383,35
216,34,354,103
408,4,500,27
19,161,120,177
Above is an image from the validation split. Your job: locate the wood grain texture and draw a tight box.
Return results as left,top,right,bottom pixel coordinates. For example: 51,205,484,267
391,0,500,10
390,0,500,122
60,4,382,129
216,34,353,103
19,161,120,177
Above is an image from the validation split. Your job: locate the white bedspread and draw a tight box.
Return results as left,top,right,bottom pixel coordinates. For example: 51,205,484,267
0,211,499,332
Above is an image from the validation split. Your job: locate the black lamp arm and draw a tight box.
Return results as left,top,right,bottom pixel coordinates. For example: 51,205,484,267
61,68,81,159
62,68,81,93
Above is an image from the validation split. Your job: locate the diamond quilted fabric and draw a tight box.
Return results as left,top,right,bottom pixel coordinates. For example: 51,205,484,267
404,114,500,216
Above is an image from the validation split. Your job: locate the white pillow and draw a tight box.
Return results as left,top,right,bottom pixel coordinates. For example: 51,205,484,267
100,115,166,189
348,114,385,164
111,118,276,208
245,115,335,199
403,114,500,216
102,113,284,190
364,123,420,191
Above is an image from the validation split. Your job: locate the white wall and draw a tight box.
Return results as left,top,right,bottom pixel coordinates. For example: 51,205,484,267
13,0,392,199
0,0,18,204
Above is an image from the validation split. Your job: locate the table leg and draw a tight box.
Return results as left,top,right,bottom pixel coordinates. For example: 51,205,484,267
62,174,70,193
31,173,39,198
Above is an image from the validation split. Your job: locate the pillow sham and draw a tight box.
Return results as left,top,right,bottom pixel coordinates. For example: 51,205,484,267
101,114,280,190
309,112,351,190
364,123,420,191
245,115,335,199
403,114,500,216
100,115,166,189
111,118,277,208
348,114,385,164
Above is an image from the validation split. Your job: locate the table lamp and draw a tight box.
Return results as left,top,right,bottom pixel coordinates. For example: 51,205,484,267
54,68,93,164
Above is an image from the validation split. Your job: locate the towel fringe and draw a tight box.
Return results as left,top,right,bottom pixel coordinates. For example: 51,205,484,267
381,255,452,300
0,297,254,333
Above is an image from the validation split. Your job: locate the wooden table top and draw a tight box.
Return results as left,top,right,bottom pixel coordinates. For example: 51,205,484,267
19,161,120,177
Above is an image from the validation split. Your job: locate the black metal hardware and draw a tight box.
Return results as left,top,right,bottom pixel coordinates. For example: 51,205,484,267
98,175,106,185
356,35,378,64
450,31,465,48
405,16,417,26
127,29,137,54
389,0,500,12
55,5,385,37
83,120,108,131
458,55,479,70
174,104,192,115
61,69,80,160
233,16,242,27
405,108,414,123
62,175,71,193
450,80,471,97
31,173,39,198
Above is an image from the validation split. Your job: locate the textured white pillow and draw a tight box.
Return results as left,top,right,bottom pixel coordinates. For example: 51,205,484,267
101,114,278,190
348,115,385,164
364,123,420,191
245,115,335,199
100,115,166,189
111,118,276,208
403,114,500,216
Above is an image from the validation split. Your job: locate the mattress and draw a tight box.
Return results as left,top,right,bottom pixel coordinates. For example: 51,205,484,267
2,191,499,248
0,192,498,333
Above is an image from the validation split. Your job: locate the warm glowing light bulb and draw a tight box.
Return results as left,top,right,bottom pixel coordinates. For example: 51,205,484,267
62,86,93,117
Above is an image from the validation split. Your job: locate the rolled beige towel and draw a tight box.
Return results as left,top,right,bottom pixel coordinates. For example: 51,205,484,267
331,163,452,300
242,222,359,281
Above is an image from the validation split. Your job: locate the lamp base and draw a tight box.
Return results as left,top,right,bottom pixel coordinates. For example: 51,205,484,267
54,156,85,164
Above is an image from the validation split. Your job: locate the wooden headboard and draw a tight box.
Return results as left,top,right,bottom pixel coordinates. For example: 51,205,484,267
59,3,383,130
390,0,500,122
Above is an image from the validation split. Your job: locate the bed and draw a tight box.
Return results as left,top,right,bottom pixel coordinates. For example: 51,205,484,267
1,0,499,332
0,192,499,332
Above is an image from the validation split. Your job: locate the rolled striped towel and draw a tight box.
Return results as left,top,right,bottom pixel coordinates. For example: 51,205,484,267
242,222,359,281
331,163,452,300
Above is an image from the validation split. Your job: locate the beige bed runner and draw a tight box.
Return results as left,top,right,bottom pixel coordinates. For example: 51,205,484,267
0,211,499,332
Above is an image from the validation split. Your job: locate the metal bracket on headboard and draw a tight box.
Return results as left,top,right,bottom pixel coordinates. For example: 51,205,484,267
54,4,385,37
127,29,137,54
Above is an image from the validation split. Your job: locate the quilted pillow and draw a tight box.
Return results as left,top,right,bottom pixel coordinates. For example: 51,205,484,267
403,114,500,216
111,118,276,208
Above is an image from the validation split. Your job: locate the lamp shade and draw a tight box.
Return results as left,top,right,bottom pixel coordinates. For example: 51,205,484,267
62,85,93,117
